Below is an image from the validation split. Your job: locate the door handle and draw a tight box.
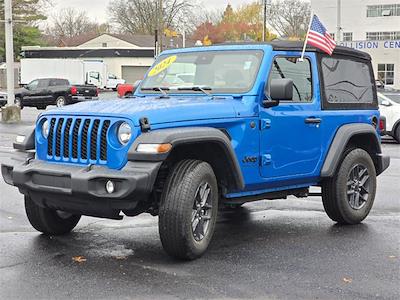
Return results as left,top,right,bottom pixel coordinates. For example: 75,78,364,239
305,117,322,124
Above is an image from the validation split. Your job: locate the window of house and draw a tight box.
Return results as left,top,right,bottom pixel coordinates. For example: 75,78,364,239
102,42,108,47
367,4,400,17
343,32,353,41
378,64,395,85
329,33,335,41
320,56,376,109
269,57,313,102
366,31,400,40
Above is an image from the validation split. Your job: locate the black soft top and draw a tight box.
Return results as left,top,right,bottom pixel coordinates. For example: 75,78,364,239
218,40,371,61
269,40,371,61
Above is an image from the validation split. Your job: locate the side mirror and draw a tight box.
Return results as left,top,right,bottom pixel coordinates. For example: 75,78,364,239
270,78,293,101
262,78,293,108
381,100,391,107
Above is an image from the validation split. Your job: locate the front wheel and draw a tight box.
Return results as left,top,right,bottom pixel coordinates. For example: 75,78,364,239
15,97,23,109
159,160,218,260
25,196,81,235
322,148,377,225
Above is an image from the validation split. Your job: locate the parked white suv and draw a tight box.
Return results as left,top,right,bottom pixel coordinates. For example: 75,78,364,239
378,92,400,143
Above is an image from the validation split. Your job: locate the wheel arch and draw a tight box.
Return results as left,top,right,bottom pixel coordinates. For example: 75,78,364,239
321,123,385,177
128,127,245,192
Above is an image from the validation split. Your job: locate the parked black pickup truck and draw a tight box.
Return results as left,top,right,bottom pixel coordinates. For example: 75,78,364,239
15,78,98,110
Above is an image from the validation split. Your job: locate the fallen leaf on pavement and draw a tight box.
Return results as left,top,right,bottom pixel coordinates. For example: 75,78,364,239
72,256,87,263
343,277,352,283
114,256,128,260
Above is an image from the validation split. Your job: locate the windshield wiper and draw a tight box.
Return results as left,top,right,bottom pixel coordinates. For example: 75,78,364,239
141,87,170,96
178,86,212,96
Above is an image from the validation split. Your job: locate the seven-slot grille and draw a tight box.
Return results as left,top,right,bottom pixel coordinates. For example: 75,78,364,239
47,117,111,163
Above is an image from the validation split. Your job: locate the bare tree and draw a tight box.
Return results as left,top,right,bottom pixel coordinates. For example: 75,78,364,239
108,0,196,34
268,0,311,38
48,8,109,39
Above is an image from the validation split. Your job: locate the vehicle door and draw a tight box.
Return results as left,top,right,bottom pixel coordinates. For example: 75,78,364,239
259,52,323,184
22,79,40,105
379,94,397,131
87,71,101,87
36,79,52,105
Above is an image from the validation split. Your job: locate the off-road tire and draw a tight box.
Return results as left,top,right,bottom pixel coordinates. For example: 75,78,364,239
159,160,218,260
25,196,81,235
322,148,377,225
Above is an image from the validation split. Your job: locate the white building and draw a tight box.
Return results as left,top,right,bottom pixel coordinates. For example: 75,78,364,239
22,33,189,84
311,0,400,89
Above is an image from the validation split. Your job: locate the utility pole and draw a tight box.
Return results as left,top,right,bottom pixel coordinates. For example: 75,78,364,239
336,0,341,42
5,0,15,106
158,0,163,54
262,0,271,42
262,0,267,41
1,0,20,123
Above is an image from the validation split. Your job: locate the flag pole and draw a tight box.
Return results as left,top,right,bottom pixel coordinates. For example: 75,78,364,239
299,13,314,62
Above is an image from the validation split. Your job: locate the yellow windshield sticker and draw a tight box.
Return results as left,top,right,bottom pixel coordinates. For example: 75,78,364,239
148,56,177,77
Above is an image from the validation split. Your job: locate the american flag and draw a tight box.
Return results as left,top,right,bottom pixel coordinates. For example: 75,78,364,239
306,15,336,55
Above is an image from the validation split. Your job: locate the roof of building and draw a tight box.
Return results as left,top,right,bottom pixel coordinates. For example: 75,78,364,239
44,33,192,49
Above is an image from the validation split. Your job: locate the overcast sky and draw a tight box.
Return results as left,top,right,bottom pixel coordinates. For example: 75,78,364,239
51,0,255,23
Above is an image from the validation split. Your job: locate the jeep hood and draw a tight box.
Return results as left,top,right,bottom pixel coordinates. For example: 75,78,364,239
43,96,239,126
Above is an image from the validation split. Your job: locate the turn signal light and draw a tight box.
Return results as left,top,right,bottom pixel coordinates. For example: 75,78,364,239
136,143,172,154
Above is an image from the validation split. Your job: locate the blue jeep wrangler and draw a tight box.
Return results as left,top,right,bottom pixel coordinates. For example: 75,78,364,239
1,41,390,260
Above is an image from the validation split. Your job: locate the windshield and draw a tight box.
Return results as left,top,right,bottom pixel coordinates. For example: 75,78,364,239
140,50,263,94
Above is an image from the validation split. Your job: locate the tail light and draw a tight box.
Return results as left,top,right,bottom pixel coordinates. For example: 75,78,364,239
96,88,99,96
71,86,77,95
379,118,386,132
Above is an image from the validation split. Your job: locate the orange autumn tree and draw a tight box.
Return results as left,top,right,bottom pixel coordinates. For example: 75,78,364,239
192,2,277,45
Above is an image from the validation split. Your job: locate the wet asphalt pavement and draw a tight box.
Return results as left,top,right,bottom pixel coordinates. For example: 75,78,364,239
0,102,399,299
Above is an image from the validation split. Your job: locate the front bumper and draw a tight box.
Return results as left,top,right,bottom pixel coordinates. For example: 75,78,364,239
1,152,161,219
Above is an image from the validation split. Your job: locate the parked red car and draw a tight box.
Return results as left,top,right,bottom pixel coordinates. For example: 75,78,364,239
117,80,141,98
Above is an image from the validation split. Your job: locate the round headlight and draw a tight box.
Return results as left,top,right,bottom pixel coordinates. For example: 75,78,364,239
42,120,49,138
118,122,132,145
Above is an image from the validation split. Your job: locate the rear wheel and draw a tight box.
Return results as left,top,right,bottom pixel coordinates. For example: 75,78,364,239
159,160,218,260
56,96,66,107
25,196,81,235
322,148,376,224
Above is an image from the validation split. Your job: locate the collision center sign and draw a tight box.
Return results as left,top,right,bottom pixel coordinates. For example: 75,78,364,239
339,40,400,50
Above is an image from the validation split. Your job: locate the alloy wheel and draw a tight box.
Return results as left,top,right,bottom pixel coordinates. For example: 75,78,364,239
191,182,213,241
347,164,370,210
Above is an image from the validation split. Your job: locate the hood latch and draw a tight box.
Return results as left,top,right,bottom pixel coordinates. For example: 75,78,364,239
139,117,151,133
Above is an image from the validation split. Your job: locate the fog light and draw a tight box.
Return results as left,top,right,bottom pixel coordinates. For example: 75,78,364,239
15,135,26,143
105,180,115,194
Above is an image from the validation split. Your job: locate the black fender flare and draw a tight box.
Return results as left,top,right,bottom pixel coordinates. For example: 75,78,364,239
321,123,387,177
128,127,245,190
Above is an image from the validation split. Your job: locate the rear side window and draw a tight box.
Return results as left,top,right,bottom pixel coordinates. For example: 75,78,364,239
320,55,377,109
